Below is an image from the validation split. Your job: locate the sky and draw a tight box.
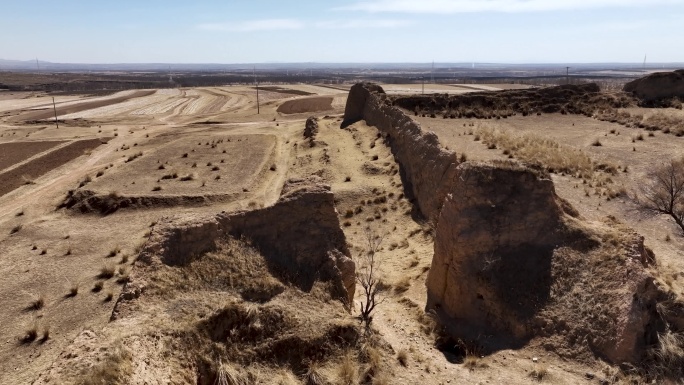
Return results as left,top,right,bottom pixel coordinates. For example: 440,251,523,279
1,0,683,64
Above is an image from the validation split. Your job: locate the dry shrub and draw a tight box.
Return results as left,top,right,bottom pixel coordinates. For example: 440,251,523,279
529,364,549,381
648,329,684,378
99,264,116,279
75,342,132,385
643,111,684,134
393,276,411,294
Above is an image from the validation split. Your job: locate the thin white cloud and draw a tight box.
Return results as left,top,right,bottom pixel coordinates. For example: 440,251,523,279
197,19,304,32
336,0,684,13
315,19,412,29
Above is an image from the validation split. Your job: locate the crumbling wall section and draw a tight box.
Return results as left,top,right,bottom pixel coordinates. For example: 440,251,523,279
343,82,667,365
343,82,460,221
127,178,354,308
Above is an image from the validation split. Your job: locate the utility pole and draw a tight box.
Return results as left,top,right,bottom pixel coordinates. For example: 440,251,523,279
36,58,39,71
52,97,59,129
565,67,570,85
643,54,647,71
422,76,425,94
431,61,435,84
253,67,260,115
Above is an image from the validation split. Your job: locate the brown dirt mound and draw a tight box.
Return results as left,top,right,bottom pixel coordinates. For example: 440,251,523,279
58,189,241,215
0,140,65,171
277,96,333,114
390,83,633,119
0,138,107,197
624,69,684,103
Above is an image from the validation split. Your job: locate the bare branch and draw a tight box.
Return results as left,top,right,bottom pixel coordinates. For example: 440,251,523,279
635,157,684,235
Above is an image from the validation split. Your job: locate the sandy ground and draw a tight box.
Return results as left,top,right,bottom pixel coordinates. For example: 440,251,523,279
0,83,664,384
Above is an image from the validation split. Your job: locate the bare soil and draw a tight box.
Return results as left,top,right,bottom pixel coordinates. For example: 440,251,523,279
0,138,107,197
277,96,334,114
0,140,65,171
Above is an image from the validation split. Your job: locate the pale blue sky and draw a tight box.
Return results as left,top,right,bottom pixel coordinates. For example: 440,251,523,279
2,0,683,63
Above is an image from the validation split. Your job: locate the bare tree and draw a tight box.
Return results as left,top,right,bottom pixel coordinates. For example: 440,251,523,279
635,157,684,235
357,227,385,330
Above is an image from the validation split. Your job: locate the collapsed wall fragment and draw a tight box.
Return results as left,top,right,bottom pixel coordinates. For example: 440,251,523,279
624,69,684,103
119,177,355,312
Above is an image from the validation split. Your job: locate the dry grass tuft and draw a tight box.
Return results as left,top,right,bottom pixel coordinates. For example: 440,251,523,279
107,246,121,258
463,354,488,371
649,329,684,377
41,325,50,342
66,282,79,298
20,321,39,344
99,264,116,279
393,276,411,294
305,364,327,385
75,342,132,385
28,295,45,311
529,364,549,381
397,349,408,367
477,128,619,188
274,369,300,385
334,351,359,385
10,224,22,234
92,281,104,293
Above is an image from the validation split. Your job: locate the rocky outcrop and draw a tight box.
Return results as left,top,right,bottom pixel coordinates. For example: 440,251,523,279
344,82,667,365
128,177,355,307
624,70,684,102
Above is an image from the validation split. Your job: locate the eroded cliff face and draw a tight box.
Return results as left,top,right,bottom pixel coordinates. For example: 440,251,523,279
123,177,354,310
343,82,665,364
625,69,684,102
427,162,660,363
